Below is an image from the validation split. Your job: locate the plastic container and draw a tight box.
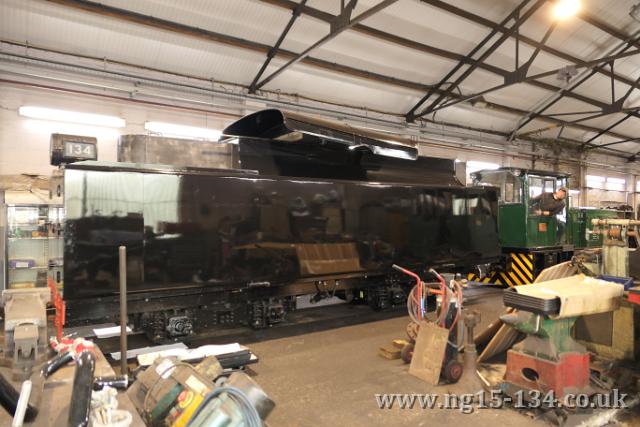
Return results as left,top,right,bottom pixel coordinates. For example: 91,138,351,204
598,275,634,291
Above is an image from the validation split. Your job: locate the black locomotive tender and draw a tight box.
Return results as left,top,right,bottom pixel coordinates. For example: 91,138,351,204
63,109,500,341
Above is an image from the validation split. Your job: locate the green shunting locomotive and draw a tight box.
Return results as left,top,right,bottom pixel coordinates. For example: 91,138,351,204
470,167,622,286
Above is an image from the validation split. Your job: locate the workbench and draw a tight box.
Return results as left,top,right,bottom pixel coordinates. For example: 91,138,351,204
0,345,145,426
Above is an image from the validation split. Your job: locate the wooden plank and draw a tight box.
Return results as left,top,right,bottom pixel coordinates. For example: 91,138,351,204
392,339,409,349
474,307,513,352
378,346,401,360
478,323,520,363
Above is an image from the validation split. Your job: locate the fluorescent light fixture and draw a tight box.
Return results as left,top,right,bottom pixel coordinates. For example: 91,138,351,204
22,119,121,139
553,0,580,20
467,161,500,173
19,106,125,128
144,121,221,141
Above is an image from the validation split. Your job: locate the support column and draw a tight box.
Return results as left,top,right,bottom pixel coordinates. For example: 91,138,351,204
633,174,638,219
579,161,588,208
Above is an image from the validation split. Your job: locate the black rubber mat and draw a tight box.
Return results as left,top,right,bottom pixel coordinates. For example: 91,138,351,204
503,287,560,315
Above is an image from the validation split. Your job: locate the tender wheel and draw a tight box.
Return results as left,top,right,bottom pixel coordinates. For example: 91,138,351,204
444,359,463,383
400,343,415,364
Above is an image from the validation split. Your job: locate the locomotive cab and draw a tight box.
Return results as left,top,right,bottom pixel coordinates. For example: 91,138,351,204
471,168,573,285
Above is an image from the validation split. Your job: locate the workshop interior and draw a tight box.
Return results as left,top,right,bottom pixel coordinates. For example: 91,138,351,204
1,0,640,426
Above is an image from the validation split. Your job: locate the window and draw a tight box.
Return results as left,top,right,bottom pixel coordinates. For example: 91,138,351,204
504,179,522,204
529,176,555,198
473,171,522,204
586,175,625,191
637,180,640,193
586,175,605,189
568,189,581,208
605,177,626,192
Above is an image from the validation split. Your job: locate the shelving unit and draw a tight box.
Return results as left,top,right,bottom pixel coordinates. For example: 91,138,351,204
4,203,64,290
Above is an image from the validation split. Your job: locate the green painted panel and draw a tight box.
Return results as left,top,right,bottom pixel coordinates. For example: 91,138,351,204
499,204,526,247
568,208,620,248
526,215,558,247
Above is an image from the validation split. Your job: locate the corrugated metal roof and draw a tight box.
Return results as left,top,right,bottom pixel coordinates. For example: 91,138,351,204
1,0,640,155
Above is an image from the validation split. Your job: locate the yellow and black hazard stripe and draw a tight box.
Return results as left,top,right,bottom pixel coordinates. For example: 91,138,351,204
509,252,534,285
467,252,534,287
467,273,493,284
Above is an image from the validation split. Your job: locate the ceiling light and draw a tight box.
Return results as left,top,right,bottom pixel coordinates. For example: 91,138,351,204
19,106,126,128
22,120,121,139
144,121,221,141
556,65,578,83
553,0,581,20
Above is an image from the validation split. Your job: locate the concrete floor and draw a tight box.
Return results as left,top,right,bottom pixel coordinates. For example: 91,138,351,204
249,290,545,427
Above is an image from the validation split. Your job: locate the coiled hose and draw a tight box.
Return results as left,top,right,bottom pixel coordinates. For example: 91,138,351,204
395,265,462,332
187,386,262,427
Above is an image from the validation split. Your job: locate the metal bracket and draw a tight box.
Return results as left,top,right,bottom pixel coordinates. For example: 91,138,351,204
504,21,556,86
331,0,358,32
504,65,530,85
601,99,624,115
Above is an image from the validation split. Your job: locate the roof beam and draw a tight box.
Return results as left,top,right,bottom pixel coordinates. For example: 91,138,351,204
583,115,632,145
39,0,636,145
420,0,638,88
588,137,640,151
578,11,640,47
40,0,427,92
248,0,308,93
418,47,640,115
420,0,640,141
521,49,640,139
252,0,399,91
257,0,638,134
407,0,547,120
259,0,494,64
510,40,638,136
405,0,535,121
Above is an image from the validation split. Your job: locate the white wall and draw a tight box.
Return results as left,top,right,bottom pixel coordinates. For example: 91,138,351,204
0,85,231,176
